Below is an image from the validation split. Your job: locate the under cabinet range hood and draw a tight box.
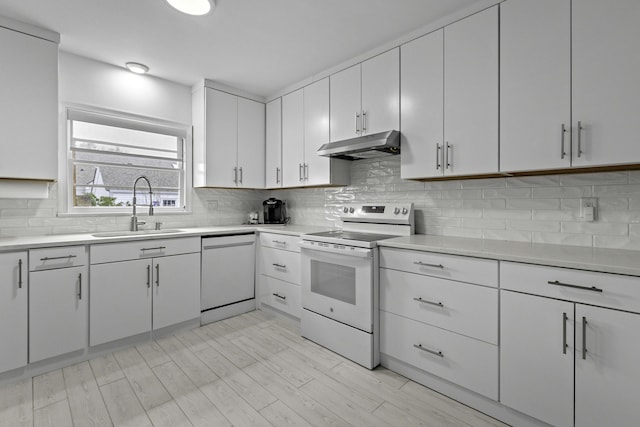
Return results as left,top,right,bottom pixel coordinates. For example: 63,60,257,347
317,130,400,160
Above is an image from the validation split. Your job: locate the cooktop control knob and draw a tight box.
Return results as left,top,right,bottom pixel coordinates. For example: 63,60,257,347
402,207,408,215
343,207,349,213
349,207,355,213
394,207,400,215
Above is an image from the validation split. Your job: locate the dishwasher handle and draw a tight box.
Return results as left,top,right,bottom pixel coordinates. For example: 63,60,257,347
202,241,254,250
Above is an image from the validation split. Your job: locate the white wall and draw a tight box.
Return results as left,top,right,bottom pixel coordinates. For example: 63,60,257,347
59,52,191,124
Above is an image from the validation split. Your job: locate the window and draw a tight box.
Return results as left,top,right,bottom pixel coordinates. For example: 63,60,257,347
65,109,189,213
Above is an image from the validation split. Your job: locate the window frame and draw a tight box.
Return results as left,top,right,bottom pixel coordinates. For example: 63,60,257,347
60,105,192,216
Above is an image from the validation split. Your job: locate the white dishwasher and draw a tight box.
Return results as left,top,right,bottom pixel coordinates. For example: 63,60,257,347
201,233,256,325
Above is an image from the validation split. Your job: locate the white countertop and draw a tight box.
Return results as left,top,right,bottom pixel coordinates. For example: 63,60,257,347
0,224,331,252
379,235,640,277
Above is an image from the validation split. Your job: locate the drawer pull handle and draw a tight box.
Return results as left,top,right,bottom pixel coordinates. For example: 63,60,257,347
547,280,602,293
414,261,444,269
40,255,77,261
272,263,286,269
272,293,287,300
272,240,286,245
582,316,588,360
413,344,444,358
141,246,166,252
413,297,444,307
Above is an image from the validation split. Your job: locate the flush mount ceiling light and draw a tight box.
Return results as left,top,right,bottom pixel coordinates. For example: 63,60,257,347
165,0,213,16
125,62,150,74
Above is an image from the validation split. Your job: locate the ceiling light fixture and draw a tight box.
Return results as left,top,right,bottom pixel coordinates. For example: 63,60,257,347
125,62,150,74
165,0,213,16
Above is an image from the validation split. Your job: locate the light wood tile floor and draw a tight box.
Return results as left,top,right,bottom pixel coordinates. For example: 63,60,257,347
0,310,509,427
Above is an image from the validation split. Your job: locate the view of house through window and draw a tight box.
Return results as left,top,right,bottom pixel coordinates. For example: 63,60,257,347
67,109,187,212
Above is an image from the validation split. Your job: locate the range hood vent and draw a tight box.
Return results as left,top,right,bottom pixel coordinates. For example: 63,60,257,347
317,130,400,161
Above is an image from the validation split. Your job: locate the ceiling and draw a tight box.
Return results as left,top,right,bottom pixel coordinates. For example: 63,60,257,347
0,0,480,97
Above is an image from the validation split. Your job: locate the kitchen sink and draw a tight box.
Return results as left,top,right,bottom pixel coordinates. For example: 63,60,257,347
91,229,184,238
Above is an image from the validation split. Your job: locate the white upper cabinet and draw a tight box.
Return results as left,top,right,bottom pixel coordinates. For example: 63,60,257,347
330,48,399,142
265,98,282,188
572,0,640,167
0,25,58,181
443,6,498,176
400,29,444,180
193,86,265,188
303,78,332,186
282,88,305,187
500,0,571,172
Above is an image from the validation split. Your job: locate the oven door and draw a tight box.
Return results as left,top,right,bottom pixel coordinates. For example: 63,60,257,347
300,241,375,333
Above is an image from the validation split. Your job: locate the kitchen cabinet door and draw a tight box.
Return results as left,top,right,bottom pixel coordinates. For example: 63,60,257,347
0,252,27,373
304,78,331,186
575,305,640,427
361,48,399,136
0,26,57,181
330,64,361,143
500,0,571,172
500,291,574,427
29,266,87,362
237,97,265,188
282,88,305,187
90,259,152,346
572,0,640,167
265,98,282,188
152,253,201,330
400,29,444,179
205,88,238,187
444,6,498,176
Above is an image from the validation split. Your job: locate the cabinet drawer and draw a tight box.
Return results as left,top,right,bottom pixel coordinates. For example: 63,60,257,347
261,275,301,318
260,247,301,284
260,232,301,252
30,246,87,271
381,311,498,400
380,247,498,287
501,261,640,314
380,268,498,344
91,237,200,264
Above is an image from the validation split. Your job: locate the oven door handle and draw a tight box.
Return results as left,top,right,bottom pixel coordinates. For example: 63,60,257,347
299,240,372,258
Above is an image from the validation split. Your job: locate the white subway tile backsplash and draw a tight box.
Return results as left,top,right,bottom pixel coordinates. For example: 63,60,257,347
532,232,593,247
440,227,483,239
460,178,506,189
440,208,483,218
506,198,561,210
484,209,532,220
531,186,592,199
442,189,483,200
483,188,532,199
629,171,640,184
533,209,579,221
462,218,506,230
593,184,640,197
560,171,629,186
483,230,532,242
506,175,560,188
507,220,561,233
562,222,629,236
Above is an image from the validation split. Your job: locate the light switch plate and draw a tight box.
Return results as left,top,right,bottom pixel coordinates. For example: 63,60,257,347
580,197,597,221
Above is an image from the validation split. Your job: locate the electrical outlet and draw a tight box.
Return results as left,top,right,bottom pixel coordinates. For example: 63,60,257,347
580,197,597,222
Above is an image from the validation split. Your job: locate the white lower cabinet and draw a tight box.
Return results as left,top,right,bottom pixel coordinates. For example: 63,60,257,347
500,261,640,427
258,232,301,318
261,275,301,318
0,251,27,373
90,238,200,346
379,248,498,400
29,246,88,363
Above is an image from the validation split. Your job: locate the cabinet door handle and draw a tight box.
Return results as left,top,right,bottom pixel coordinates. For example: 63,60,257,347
233,167,238,184
272,263,286,269
155,264,160,287
239,166,243,185
582,316,588,360
413,297,444,307
355,112,360,134
562,312,568,354
40,255,77,261
77,273,82,300
560,123,567,159
299,163,303,181
436,144,441,170
413,343,444,358
362,111,367,134
445,142,451,169
276,167,280,184
414,261,444,269
577,121,583,158
140,246,166,252
272,292,286,300
547,280,602,293
18,259,23,289
304,163,309,180
146,264,151,288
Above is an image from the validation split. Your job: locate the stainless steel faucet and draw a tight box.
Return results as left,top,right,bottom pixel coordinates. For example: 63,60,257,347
131,176,154,231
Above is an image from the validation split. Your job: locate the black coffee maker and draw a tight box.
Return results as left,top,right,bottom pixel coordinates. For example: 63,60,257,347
263,198,287,224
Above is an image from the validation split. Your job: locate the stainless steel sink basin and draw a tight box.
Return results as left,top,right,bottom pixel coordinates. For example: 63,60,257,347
91,229,184,238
